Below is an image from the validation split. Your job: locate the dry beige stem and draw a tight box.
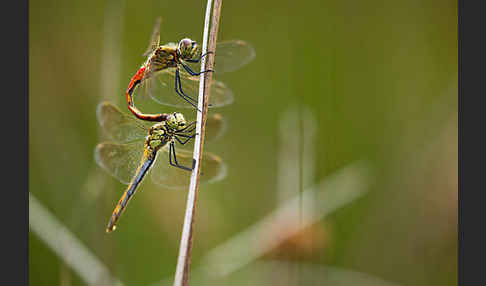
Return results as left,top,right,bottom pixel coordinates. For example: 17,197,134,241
173,0,223,286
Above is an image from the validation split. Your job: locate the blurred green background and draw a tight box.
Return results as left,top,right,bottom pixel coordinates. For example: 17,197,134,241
29,0,457,285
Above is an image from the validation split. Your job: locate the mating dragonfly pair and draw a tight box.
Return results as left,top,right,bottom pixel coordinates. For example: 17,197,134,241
95,17,255,232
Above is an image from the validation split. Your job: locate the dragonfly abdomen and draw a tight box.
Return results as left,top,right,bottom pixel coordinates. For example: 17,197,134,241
106,153,155,232
126,67,146,96
125,66,169,122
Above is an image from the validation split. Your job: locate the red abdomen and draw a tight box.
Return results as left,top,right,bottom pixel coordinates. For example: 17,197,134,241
127,66,146,94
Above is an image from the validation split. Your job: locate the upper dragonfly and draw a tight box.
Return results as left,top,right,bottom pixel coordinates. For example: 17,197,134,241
126,16,255,121
95,102,227,232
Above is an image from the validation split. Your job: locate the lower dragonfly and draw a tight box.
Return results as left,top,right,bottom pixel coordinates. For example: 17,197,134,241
126,16,255,121
95,102,226,232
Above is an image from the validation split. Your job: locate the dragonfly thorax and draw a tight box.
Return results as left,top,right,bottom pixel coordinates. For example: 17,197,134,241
146,124,168,152
143,46,179,78
145,112,187,151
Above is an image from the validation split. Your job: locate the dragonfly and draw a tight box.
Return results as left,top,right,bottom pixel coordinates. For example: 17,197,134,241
125,16,255,121
94,102,226,232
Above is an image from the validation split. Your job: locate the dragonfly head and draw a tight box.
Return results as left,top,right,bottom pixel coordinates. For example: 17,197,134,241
177,38,200,60
166,112,187,131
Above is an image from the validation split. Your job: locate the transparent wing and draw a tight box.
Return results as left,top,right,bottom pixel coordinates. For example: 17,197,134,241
214,40,255,73
96,101,150,143
181,40,255,74
182,113,226,143
135,68,234,108
142,16,162,57
150,145,227,190
162,114,226,154
94,141,145,185
205,113,226,142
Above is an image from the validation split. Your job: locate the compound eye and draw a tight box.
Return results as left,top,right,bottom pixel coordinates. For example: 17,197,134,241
180,38,192,48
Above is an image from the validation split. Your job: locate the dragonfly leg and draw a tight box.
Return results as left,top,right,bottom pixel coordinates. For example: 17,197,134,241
177,67,214,108
178,123,197,134
174,69,200,110
178,121,196,132
169,142,193,171
176,134,195,138
175,134,195,145
181,63,214,76
177,126,196,134
184,51,214,63
175,69,198,103
179,126,196,134
177,69,215,110
174,136,185,145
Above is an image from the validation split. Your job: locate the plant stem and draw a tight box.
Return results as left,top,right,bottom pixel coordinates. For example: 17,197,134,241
173,0,223,285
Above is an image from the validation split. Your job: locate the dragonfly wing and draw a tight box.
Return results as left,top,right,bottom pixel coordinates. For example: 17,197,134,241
150,146,227,190
161,113,226,152
141,68,234,108
96,101,149,143
181,113,227,145
214,40,255,73
142,16,162,57
95,141,145,185
207,78,235,108
205,113,226,142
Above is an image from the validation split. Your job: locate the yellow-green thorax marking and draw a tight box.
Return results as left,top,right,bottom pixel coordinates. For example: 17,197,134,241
145,112,188,155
